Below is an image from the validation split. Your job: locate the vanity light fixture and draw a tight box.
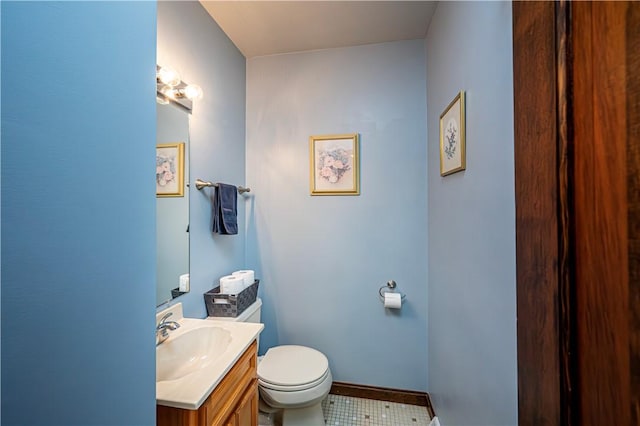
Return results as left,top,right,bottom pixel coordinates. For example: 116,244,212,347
156,65,203,113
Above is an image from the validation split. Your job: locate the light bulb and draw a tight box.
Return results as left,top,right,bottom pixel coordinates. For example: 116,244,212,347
183,84,203,100
157,66,180,87
160,85,177,99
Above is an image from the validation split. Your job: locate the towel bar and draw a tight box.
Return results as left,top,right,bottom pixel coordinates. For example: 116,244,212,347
195,178,250,194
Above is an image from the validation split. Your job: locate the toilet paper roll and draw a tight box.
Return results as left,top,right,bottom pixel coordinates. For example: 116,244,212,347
179,273,190,292
219,275,244,295
384,292,402,309
232,270,255,288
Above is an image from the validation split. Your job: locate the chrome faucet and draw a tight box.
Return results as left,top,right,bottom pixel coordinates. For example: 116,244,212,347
156,312,180,345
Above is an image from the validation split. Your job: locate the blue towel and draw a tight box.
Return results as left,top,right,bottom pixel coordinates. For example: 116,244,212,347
212,183,238,235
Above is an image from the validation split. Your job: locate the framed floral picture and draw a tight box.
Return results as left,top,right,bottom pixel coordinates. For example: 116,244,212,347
439,91,466,176
309,133,360,195
156,142,185,197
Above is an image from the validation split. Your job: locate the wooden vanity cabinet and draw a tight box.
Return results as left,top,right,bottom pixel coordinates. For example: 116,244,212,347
157,341,259,426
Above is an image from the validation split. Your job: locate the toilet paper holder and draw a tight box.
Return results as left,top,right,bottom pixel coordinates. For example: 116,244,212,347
378,280,406,303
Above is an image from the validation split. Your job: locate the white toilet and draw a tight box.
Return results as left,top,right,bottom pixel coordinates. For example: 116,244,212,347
208,298,332,426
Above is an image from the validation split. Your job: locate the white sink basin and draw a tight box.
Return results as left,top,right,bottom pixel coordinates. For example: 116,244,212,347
157,326,231,382
155,303,264,410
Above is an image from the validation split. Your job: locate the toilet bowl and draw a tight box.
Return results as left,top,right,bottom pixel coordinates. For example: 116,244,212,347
208,298,332,425
258,345,332,425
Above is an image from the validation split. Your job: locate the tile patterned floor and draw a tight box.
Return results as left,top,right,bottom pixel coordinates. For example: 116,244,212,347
321,394,431,426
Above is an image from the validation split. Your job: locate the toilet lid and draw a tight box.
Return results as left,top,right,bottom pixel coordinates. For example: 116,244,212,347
258,345,329,387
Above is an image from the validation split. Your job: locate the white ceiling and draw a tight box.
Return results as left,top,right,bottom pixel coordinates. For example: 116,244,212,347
200,1,438,58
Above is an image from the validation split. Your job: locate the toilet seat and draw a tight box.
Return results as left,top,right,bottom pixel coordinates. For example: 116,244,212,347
258,345,329,389
259,368,330,392
259,367,333,409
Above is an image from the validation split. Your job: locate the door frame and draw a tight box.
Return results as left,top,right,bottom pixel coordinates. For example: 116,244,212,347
513,1,574,424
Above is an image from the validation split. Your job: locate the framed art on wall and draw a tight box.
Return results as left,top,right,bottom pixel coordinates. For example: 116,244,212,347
309,133,360,195
440,91,466,176
156,142,185,197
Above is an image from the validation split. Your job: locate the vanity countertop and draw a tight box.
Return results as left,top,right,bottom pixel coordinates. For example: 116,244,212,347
155,304,264,410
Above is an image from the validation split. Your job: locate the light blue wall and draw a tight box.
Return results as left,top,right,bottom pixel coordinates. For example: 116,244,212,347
1,2,157,425
426,2,517,425
246,40,428,391
157,1,247,318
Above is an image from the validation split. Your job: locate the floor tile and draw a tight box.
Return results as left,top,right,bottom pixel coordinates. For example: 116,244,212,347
321,394,431,426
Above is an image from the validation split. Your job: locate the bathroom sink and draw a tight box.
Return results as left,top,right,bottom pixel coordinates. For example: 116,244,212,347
155,303,264,410
157,326,232,382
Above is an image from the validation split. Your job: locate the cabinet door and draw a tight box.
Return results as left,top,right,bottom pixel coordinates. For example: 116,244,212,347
234,380,258,426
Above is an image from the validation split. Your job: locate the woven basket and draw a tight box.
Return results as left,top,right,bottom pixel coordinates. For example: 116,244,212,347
204,279,259,317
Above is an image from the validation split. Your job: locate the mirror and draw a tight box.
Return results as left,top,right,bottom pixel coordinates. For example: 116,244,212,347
156,102,190,306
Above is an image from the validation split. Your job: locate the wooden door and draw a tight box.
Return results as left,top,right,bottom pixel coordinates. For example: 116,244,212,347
514,1,640,424
572,2,640,423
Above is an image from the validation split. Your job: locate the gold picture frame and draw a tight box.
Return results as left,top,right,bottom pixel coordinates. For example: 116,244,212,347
439,91,466,176
156,142,185,197
309,133,360,196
